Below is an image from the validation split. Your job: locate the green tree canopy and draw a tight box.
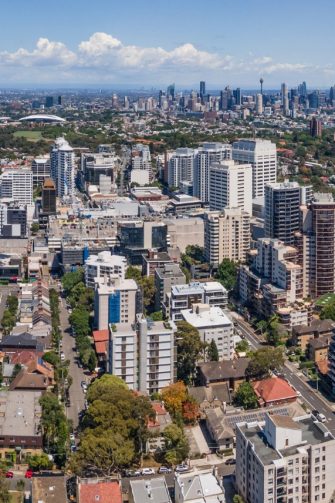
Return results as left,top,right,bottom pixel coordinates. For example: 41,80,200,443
234,382,258,409
62,268,84,294
215,258,238,291
176,321,203,384
163,423,189,465
247,347,285,379
207,339,219,362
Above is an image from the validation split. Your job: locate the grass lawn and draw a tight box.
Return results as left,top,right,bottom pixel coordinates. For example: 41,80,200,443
9,492,23,503
315,292,335,307
13,130,43,141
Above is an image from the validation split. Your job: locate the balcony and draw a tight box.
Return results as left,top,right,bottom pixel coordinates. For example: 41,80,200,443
277,477,287,486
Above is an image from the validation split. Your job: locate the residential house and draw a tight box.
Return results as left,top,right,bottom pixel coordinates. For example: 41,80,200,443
198,357,250,391
206,408,234,450
252,376,297,407
77,477,122,503
175,468,225,503
291,319,334,352
129,477,172,503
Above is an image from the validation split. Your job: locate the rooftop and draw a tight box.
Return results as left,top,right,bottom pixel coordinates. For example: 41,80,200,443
171,281,226,296
0,390,42,437
181,304,233,328
32,475,67,503
130,477,171,503
252,377,297,404
77,478,122,503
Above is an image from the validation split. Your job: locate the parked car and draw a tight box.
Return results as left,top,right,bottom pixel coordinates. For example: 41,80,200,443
81,381,88,390
25,470,33,479
316,413,326,423
70,433,75,442
158,466,172,474
175,464,190,473
124,469,141,477
141,468,155,475
5,471,14,478
60,352,65,361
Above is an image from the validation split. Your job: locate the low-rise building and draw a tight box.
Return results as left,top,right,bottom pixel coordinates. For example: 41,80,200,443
292,319,334,352
175,467,226,503
155,263,186,312
308,337,330,365
198,357,250,391
252,376,297,407
77,477,122,503
142,249,174,277
181,303,235,360
130,477,172,503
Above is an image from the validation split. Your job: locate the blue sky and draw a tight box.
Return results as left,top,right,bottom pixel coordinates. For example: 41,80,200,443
0,0,334,88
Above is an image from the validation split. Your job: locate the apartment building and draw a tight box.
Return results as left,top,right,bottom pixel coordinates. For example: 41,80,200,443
236,412,335,503
0,169,33,205
168,148,195,188
193,142,231,202
181,303,235,360
50,137,75,199
165,281,228,321
94,275,138,330
154,263,186,311
232,139,277,198
84,251,127,288
209,160,252,214
108,315,176,394
204,208,251,267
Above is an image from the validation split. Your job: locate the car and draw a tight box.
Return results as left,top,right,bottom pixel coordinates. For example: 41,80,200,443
141,468,155,475
77,359,83,368
158,466,172,474
175,464,190,473
81,381,88,391
225,458,236,465
25,470,33,479
312,409,319,416
65,400,71,407
60,352,65,361
124,469,141,477
316,413,327,423
5,471,14,478
70,433,75,442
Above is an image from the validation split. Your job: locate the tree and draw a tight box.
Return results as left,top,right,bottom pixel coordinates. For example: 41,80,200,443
163,423,189,465
320,300,335,321
215,258,238,291
28,453,52,471
207,339,219,362
69,308,90,336
233,495,245,503
126,267,155,313
150,310,163,321
161,381,188,417
234,382,258,409
247,347,285,379
266,315,282,346
31,222,40,234
42,351,60,367
62,268,84,294
256,319,268,335
39,393,68,465
182,398,200,425
235,339,249,353
176,321,203,384
0,477,10,503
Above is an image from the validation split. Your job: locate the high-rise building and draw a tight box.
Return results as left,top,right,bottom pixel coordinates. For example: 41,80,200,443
45,96,54,108
204,208,251,266
81,152,115,186
209,160,252,213
50,137,75,199
108,314,176,394
298,194,335,299
31,156,51,187
234,88,241,106
154,263,186,311
265,181,312,245
310,117,323,137
84,251,127,288
255,93,263,114
0,203,27,238
41,178,56,215
131,143,152,181
168,148,195,188
232,139,277,198
281,82,289,113
200,81,206,101
57,95,62,106
117,220,167,264
0,169,33,205
236,412,335,503
94,275,138,330
194,142,232,202
166,83,175,100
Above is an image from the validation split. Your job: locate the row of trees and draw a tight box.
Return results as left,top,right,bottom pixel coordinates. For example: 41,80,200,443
62,269,97,371
39,392,69,467
1,294,18,334
125,266,155,313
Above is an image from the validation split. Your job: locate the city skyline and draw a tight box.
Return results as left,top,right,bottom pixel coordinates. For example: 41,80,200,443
1,0,335,87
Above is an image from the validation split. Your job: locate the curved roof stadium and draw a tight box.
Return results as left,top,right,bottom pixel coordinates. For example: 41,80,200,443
19,114,66,123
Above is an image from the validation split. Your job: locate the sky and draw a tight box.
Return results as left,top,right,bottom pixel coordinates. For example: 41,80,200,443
0,0,334,89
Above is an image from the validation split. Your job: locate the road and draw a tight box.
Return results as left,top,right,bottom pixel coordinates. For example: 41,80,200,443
59,294,86,429
236,318,335,433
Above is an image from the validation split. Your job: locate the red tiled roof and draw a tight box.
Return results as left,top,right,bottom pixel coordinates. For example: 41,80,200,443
78,481,122,503
10,350,42,365
92,330,109,343
95,341,108,355
152,402,166,415
252,377,297,404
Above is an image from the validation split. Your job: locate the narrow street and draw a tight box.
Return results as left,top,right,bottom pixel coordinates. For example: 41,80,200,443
59,295,86,429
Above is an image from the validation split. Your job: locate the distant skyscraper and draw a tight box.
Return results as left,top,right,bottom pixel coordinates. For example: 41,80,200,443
265,181,312,245
167,84,175,100
50,137,75,199
57,95,62,106
45,96,54,108
329,85,335,105
233,88,241,106
310,117,322,137
255,93,263,114
281,83,289,113
298,81,307,97
42,178,56,215
232,139,277,198
200,81,206,101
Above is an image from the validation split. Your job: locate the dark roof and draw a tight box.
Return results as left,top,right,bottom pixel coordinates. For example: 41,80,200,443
188,383,231,405
308,336,330,349
198,357,250,382
293,319,334,336
0,333,44,351
9,369,49,391
32,475,67,503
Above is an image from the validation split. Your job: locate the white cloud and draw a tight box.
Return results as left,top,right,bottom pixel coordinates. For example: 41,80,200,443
0,32,328,84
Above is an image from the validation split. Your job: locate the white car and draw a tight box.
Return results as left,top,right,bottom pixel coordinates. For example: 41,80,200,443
175,464,190,473
60,352,65,361
70,433,75,442
141,468,155,475
316,413,326,423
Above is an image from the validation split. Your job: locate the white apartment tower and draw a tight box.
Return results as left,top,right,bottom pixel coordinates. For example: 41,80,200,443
194,142,232,202
204,208,251,266
209,160,252,214
232,139,277,198
0,169,33,205
50,137,75,199
168,148,195,188
84,251,127,288
131,143,152,181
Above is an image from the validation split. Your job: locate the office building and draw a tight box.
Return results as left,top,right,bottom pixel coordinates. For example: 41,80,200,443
108,315,176,394
181,303,234,360
200,80,206,100
236,412,335,503
0,203,27,238
209,159,253,214
297,194,335,298
204,208,251,266
31,156,51,187
194,143,232,202
117,220,167,264
155,263,186,311
265,182,312,245
168,148,195,188
232,139,277,198
94,275,138,330
310,117,323,138
84,251,127,288
50,137,75,199
45,96,54,108
81,152,115,186
131,144,152,181
41,178,56,215
166,281,228,321
0,169,33,205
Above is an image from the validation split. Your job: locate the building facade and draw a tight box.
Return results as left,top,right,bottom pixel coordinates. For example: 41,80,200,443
168,148,195,188
0,169,33,205
84,251,127,288
50,137,75,199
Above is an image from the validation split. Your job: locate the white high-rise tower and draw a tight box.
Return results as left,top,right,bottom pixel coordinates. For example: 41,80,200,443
50,137,75,199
